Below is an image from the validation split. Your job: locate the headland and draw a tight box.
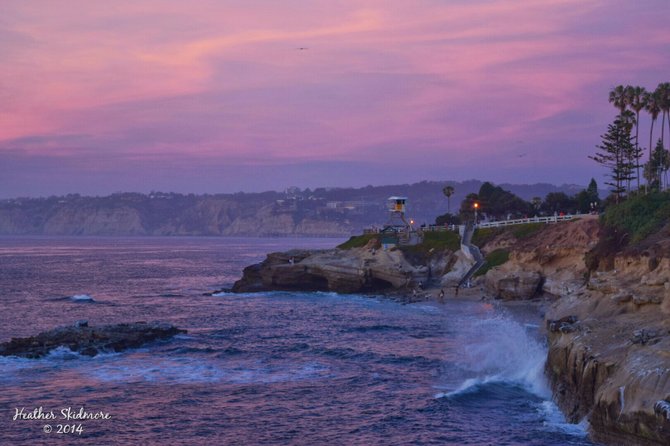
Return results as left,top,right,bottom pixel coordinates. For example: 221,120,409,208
232,210,670,446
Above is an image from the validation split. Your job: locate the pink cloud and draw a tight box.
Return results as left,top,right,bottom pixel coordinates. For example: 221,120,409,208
1,0,669,196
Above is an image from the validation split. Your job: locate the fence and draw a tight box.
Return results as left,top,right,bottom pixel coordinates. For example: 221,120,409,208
365,213,590,236
475,214,587,229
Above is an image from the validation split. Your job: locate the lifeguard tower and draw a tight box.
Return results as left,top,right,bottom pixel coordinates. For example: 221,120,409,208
379,196,419,248
385,196,411,231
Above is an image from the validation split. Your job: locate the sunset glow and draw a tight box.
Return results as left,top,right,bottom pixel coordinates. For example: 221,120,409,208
1,0,669,196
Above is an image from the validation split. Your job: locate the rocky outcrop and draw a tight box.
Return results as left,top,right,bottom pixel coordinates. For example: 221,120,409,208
544,250,670,446
481,218,600,299
484,269,543,300
232,244,434,294
465,217,670,445
0,322,186,358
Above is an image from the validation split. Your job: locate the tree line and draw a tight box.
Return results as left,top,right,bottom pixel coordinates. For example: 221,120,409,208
435,180,599,225
592,83,670,202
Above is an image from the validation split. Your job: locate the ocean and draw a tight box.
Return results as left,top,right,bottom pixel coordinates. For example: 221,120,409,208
0,237,597,445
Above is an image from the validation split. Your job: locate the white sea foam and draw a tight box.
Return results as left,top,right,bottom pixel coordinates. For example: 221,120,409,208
437,314,550,399
537,400,589,437
43,346,118,360
70,294,95,302
212,291,233,297
45,346,84,360
88,358,331,384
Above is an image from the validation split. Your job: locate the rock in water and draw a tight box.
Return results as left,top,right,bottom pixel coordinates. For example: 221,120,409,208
0,322,186,359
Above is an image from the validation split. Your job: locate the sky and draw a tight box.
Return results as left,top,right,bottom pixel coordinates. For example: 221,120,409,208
1,0,669,198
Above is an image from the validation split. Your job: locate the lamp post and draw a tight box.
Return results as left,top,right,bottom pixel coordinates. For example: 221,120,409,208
473,202,479,225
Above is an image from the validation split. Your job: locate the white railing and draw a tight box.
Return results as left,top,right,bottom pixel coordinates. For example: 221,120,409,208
365,214,592,234
475,214,589,229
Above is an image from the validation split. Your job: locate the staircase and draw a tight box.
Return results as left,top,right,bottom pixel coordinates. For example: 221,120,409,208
457,223,486,289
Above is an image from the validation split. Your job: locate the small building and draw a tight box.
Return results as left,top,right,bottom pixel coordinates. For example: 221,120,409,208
388,196,407,213
380,226,400,250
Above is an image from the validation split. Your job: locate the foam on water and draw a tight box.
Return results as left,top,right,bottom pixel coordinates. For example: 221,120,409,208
87,357,332,384
434,310,589,437
537,400,589,437
448,314,550,398
70,294,95,302
45,346,87,360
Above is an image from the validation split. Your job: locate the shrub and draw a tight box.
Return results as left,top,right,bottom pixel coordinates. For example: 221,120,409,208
601,191,670,243
471,227,503,246
511,223,544,239
474,249,510,277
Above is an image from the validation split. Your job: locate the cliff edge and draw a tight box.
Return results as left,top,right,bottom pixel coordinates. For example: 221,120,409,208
476,216,670,445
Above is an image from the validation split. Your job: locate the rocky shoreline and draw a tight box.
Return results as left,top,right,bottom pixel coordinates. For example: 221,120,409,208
0,321,186,358
232,218,670,446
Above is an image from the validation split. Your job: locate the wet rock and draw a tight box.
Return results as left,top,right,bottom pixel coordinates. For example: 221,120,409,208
611,292,633,304
0,322,186,359
631,329,664,345
633,294,664,305
655,400,670,421
546,315,579,333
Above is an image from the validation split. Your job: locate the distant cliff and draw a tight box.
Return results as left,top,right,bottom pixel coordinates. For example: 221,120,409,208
0,180,583,236
0,194,355,237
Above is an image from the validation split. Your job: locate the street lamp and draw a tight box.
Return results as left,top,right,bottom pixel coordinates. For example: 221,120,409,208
473,202,479,224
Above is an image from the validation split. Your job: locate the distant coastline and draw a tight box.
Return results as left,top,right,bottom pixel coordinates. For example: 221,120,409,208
0,180,582,237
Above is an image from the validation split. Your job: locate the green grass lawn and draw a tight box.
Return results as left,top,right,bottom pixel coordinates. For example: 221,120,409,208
337,233,379,249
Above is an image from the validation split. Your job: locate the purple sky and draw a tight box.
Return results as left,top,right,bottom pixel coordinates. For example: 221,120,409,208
1,0,669,198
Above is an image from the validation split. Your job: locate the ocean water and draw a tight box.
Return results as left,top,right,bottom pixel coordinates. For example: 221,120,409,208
0,237,596,445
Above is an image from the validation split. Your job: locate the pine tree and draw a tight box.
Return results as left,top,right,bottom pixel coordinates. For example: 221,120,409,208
644,139,670,190
590,117,637,203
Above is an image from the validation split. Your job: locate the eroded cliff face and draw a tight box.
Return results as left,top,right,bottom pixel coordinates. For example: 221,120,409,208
476,217,670,445
482,217,600,299
43,206,146,236
545,258,670,446
0,198,355,237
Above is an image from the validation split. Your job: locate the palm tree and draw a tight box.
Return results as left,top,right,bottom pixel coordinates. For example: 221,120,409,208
609,85,629,115
442,185,455,214
628,86,647,190
644,89,661,188
656,83,670,189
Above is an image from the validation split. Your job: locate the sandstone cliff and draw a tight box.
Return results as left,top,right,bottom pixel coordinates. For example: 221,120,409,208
475,217,670,445
232,237,455,294
0,194,357,237
480,217,600,299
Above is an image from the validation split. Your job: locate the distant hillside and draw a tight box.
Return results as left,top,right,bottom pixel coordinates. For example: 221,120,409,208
0,180,584,236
